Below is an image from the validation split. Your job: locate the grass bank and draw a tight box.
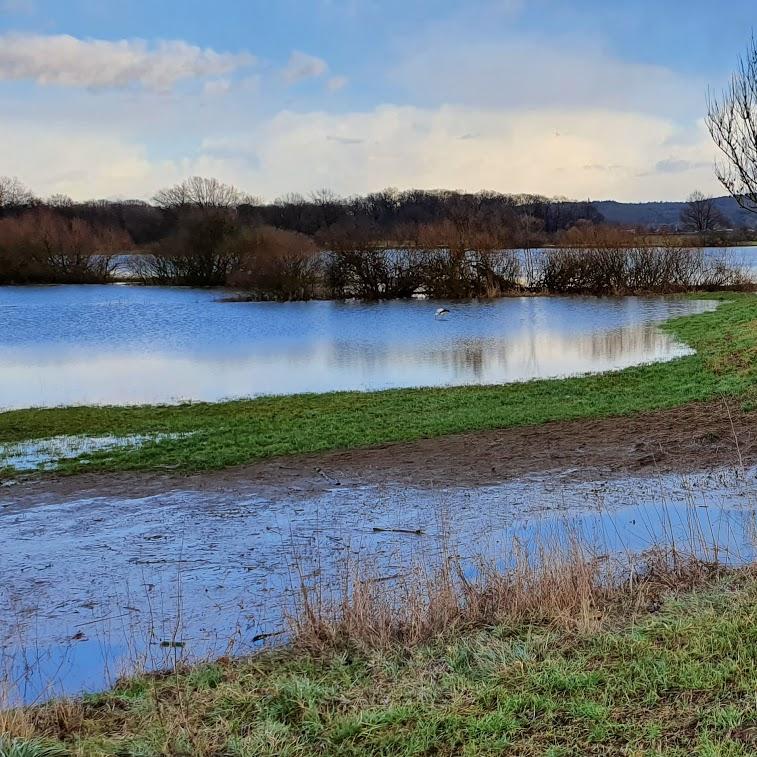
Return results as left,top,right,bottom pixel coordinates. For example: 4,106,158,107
8,568,757,756
1,293,756,475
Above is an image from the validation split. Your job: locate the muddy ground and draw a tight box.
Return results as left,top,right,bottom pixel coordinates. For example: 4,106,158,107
3,399,755,508
2,398,756,703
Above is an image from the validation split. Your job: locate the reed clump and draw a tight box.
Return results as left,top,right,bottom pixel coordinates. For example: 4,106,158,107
288,535,727,653
520,225,750,295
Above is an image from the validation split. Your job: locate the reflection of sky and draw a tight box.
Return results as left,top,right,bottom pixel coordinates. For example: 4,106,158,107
0,285,717,409
709,247,757,274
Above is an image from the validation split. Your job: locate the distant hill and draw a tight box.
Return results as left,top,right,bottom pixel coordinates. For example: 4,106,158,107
594,196,757,229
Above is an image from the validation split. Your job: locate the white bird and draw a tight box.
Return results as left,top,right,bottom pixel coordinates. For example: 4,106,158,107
435,307,450,318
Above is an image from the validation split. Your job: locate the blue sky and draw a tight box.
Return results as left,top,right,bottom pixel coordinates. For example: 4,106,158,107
0,0,752,201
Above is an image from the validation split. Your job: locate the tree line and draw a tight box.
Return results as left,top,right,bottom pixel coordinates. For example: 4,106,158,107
0,175,601,286
0,176,605,244
0,175,750,295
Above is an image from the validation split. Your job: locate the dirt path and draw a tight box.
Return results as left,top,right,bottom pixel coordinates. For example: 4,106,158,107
3,399,755,507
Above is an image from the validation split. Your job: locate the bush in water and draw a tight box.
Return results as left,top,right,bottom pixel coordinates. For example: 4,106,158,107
228,226,322,301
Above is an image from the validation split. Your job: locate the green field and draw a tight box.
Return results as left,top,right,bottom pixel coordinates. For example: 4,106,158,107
11,572,757,756
1,293,755,475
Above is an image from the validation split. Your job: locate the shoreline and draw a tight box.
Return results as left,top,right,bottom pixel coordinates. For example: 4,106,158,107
2,280,755,298
3,397,755,506
8,540,757,755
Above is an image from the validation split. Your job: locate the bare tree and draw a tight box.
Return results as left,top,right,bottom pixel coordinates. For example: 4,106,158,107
679,191,728,232
153,176,251,210
707,36,757,212
46,193,75,208
0,176,34,209
310,188,343,226
148,177,259,285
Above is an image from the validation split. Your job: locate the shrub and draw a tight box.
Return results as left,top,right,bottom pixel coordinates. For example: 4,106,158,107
0,210,129,284
228,226,322,301
137,209,242,287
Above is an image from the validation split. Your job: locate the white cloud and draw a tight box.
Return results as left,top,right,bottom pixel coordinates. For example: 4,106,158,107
326,75,349,91
203,78,232,96
0,33,255,91
198,105,721,202
0,95,721,203
281,50,328,85
0,23,724,204
0,115,201,199
0,102,722,202
392,38,705,117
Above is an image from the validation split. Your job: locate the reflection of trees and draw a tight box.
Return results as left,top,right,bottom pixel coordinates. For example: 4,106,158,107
575,324,673,361
6,322,683,408
314,322,685,385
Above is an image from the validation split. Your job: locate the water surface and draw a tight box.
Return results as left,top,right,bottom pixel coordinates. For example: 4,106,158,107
0,286,717,409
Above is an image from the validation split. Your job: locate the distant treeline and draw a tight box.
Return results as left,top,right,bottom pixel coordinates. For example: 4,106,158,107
0,175,750,295
0,175,603,244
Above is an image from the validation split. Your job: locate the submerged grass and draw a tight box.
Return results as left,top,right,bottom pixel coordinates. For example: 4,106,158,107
1,293,756,475
9,564,757,756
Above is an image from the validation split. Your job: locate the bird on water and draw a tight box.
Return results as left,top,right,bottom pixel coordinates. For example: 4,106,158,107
435,307,450,318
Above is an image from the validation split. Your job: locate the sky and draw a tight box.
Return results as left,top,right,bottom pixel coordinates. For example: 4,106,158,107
0,0,753,203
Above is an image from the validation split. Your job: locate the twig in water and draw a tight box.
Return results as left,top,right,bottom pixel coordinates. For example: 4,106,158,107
372,527,425,535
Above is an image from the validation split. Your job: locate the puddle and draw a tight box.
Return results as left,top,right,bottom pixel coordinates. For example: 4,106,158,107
1,466,755,704
0,433,192,472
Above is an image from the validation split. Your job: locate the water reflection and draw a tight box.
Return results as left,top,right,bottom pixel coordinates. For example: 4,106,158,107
0,286,716,409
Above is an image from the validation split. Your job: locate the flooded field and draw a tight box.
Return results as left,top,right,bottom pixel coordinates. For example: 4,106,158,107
0,433,194,472
0,286,717,409
2,464,755,704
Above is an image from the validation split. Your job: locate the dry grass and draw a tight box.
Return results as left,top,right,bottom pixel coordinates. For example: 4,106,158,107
288,534,728,653
0,697,35,741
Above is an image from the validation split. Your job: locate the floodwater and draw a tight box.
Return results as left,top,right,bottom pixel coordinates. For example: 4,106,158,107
1,466,755,704
0,433,193,472
723,245,757,276
0,285,717,410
